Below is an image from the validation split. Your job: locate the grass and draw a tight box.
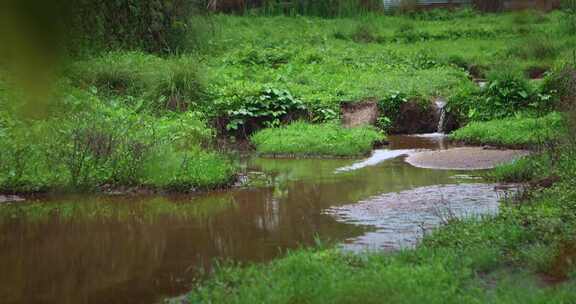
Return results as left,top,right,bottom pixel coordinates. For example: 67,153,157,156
1,11,573,191
450,112,565,147
251,122,384,157
0,90,237,193
142,147,236,191
488,153,553,183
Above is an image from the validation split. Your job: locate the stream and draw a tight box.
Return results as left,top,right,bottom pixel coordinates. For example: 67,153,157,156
0,135,514,304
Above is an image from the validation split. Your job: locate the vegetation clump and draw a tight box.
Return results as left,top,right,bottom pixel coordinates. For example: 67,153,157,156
450,112,565,147
251,122,384,157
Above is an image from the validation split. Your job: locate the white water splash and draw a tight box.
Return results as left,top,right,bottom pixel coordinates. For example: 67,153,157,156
435,98,447,133
335,149,414,173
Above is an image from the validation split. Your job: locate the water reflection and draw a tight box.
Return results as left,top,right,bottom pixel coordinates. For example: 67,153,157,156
0,136,486,304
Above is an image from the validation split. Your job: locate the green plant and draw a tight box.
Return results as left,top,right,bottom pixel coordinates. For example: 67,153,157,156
150,58,207,112
351,24,378,43
226,87,307,135
469,67,534,121
450,112,565,147
251,122,384,157
376,91,408,130
489,153,553,183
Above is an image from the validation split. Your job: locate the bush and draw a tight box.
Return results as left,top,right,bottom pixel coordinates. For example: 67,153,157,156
225,87,307,135
251,122,384,157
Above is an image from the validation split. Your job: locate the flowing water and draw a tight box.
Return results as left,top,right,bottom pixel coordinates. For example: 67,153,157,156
435,98,447,133
0,136,509,304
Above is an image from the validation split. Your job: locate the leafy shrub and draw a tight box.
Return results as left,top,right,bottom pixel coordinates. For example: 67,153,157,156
376,91,408,131
309,103,339,123
251,122,384,157
460,67,547,121
226,87,307,135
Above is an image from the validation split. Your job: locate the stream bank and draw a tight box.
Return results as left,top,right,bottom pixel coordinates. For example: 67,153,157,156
0,135,524,304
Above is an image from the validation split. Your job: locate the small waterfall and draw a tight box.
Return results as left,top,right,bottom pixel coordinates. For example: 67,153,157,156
435,98,447,133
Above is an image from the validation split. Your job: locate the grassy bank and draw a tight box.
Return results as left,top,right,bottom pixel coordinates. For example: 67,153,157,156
251,122,384,157
188,150,576,303
1,10,572,192
0,88,236,194
449,112,565,147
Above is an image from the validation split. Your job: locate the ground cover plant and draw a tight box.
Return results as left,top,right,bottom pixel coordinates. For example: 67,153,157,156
251,122,384,157
449,112,565,147
0,87,236,193
1,8,573,192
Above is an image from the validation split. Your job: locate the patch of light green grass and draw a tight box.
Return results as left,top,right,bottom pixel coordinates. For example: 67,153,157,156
251,122,384,157
450,112,565,147
142,147,236,191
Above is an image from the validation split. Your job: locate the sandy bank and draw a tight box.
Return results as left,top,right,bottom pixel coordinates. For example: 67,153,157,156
405,147,530,170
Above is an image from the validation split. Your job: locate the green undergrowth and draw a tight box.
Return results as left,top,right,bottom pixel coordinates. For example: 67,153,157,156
488,153,554,183
251,122,384,157
450,112,565,147
0,89,236,193
188,180,576,303
489,140,576,184
61,12,574,131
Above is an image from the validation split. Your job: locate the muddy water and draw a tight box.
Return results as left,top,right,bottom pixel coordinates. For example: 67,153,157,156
0,135,503,304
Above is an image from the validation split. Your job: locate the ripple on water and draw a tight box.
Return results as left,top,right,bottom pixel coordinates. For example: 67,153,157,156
324,183,517,252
